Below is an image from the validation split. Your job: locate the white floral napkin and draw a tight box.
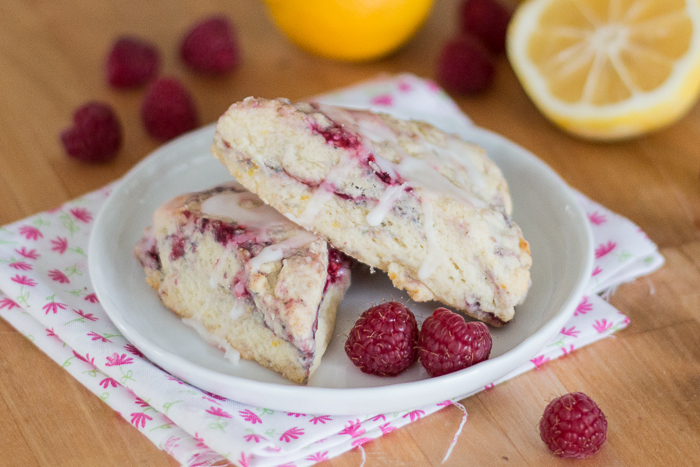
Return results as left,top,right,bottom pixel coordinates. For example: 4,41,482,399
0,74,663,467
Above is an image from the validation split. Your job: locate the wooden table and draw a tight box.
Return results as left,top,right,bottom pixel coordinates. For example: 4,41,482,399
2,0,699,465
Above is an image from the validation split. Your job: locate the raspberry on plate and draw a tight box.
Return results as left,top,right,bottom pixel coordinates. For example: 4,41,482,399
106,36,160,88
540,392,608,459
141,77,199,141
418,307,492,377
460,0,512,54
61,102,122,163
181,16,239,74
437,34,495,94
345,302,419,376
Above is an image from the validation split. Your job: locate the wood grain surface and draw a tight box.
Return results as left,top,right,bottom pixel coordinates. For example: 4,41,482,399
1,0,699,466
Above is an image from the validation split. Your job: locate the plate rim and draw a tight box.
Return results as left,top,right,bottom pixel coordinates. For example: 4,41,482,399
89,123,593,415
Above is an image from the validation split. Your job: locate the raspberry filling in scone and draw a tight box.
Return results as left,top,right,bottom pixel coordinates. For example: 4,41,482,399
134,182,351,384
211,98,531,325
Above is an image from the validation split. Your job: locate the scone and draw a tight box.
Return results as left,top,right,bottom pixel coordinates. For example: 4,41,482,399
211,98,531,325
134,182,351,384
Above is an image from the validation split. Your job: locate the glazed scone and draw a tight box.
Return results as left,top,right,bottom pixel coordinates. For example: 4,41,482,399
134,182,351,384
212,98,531,325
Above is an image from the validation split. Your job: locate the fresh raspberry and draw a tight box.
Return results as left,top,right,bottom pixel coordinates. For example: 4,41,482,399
540,392,608,459
60,102,122,163
180,16,239,74
418,307,492,377
437,34,495,94
141,77,199,141
460,0,512,54
345,302,419,376
106,37,160,88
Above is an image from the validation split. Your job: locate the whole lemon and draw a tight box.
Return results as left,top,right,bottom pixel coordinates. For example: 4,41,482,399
263,0,434,62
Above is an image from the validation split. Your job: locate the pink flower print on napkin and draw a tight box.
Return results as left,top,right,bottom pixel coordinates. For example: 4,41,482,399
193,432,208,449
561,344,575,356
105,353,133,366
379,423,396,435
48,269,70,284
0,297,19,310
87,331,111,343
369,414,386,422
287,412,306,418
201,390,227,402
42,300,67,314
403,409,425,422
124,343,144,357
70,208,93,223
238,452,251,467
279,427,304,442
99,377,118,388
560,326,580,338
9,260,32,271
397,80,412,92
351,437,372,447
530,355,550,368
588,212,607,225
206,407,232,419
370,94,393,106
18,225,43,240
73,350,95,365
339,419,365,438
134,397,150,408
595,241,616,258
130,412,153,429
309,415,332,425
14,247,39,260
51,237,69,254
306,452,330,462
426,79,440,92
11,275,36,287
593,319,613,333
244,433,267,443
592,266,602,277
84,293,99,303
73,308,98,321
574,296,593,316
238,409,261,424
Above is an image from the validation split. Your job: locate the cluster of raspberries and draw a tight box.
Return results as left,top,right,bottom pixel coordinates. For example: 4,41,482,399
345,302,608,459
344,302,492,378
61,16,239,163
437,0,513,94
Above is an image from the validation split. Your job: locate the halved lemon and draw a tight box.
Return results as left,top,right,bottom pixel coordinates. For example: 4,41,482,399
507,0,700,140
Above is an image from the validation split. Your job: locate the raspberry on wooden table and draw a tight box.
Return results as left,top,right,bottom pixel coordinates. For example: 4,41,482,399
540,392,608,459
437,34,495,94
61,102,122,163
106,36,160,88
460,0,512,54
141,77,199,141
180,16,240,74
344,302,419,376
418,307,492,377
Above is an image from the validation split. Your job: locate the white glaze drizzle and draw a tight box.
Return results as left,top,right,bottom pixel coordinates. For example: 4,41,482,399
230,300,247,321
296,156,358,226
182,318,241,364
424,139,486,190
366,183,406,226
201,191,290,229
248,231,318,271
418,194,445,280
